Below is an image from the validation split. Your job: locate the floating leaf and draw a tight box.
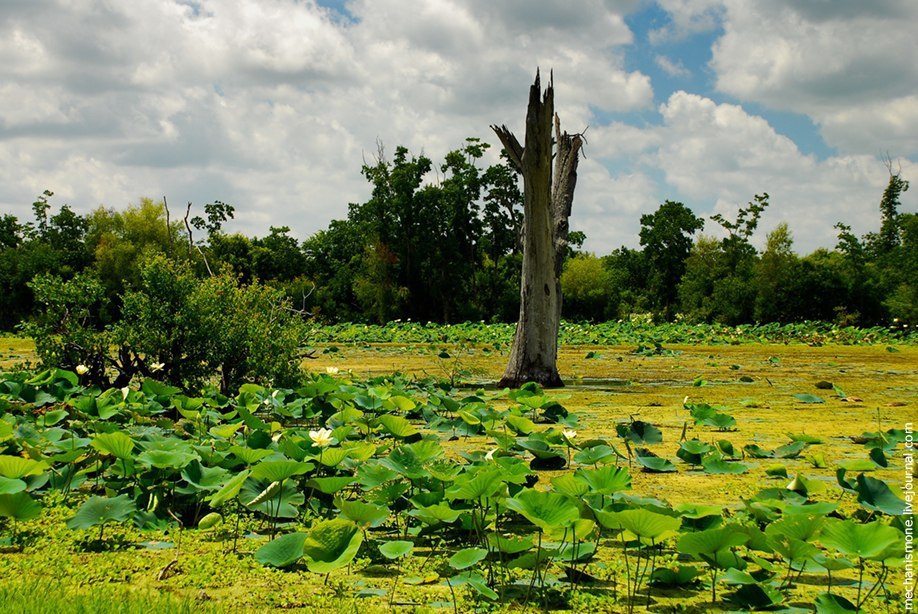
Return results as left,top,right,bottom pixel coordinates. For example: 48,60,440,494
793,393,825,404
702,458,748,475
634,448,676,473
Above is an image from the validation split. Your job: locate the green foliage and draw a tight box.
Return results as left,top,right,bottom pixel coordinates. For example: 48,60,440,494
25,256,308,392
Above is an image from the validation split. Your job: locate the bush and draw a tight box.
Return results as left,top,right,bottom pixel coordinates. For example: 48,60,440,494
23,256,309,392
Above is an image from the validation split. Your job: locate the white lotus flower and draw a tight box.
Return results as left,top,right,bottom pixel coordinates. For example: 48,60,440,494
75,364,89,375
485,449,496,461
562,429,577,441
309,427,335,448
325,366,340,375
150,362,165,373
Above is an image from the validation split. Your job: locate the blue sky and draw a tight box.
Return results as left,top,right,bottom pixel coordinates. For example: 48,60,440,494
0,0,915,254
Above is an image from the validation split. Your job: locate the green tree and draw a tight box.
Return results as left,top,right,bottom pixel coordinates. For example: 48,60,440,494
753,223,800,322
639,201,704,319
561,254,615,321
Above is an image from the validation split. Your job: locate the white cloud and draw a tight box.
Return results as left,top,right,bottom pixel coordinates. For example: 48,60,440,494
652,92,908,250
654,55,690,78
710,0,918,156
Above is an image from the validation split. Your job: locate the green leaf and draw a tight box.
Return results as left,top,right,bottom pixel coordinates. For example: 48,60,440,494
255,532,308,567
408,502,462,526
814,593,858,613
600,508,681,542
304,476,355,495
301,519,364,574
250,459,313,483
181,461,229,491
209,470,250,507
336,499,389,528
377,414,419,438
616,420,662,444
445,469,503,501
66,494,136,530
0,456,48,479
0,492,42,521
448,547,488,570
726,582,784,609
855,473,906,515
0,476,27,495
91,432,135,460
819,519,900,560
634,448,677,473
505,489,580,531
677,525,750,567
136,449,198,470
702,458,748,474
379,540,413,560
574,465,632,494
449,571,498,600
228,445,273,465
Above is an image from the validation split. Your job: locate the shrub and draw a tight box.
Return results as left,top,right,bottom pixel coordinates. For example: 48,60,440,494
23,256,309,392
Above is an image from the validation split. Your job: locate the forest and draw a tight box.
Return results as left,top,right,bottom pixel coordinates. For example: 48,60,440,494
1,138,915,336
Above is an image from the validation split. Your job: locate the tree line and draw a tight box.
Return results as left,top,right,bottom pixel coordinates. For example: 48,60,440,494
1,139,914,336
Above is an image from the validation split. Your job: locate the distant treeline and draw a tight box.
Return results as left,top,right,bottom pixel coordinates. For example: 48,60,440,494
1,138,914,331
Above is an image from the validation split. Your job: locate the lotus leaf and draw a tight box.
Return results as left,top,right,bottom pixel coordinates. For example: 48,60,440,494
336,499,389,528
255,531,308,567
0,492,42,521
66,494,136,530
0,456,48,479
301,519,364,574
505,489,580,531
448,547,488,570
855,473,906,515
250,459,313,483
379,540,413,560
819,519,901,560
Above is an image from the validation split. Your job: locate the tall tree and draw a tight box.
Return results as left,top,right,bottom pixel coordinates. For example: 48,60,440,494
491,70,583,388
639,200,703,319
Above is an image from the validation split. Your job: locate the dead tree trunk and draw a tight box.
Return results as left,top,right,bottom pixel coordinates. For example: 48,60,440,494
491,70,583,389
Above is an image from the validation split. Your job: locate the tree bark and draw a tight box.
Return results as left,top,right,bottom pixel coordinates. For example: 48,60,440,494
491,70,583,389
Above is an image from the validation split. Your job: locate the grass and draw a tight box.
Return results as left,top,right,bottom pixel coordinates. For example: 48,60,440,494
0,578,222,614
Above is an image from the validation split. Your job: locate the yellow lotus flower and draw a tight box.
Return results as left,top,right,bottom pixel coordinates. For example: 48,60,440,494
75,364,89,375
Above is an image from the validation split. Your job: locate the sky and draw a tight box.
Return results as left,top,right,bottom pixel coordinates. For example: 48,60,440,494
1,0,916,255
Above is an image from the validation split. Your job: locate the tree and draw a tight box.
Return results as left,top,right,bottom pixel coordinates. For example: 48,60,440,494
639,201,703,319
561,254,615,321
491,70,583,388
